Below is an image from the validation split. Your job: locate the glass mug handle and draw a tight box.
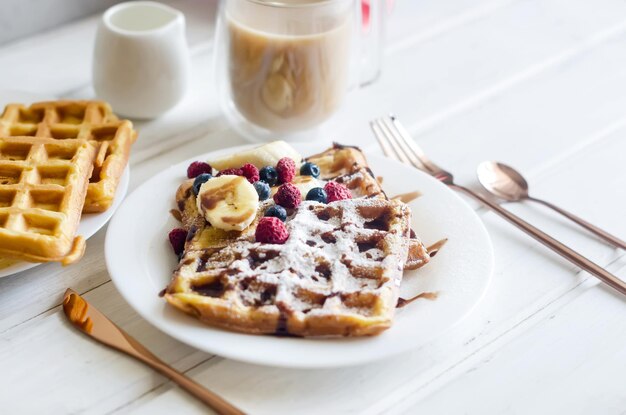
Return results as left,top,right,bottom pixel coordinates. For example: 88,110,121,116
357,0,387,86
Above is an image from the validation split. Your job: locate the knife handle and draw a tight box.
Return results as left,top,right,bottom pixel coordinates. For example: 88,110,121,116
132,352,246,415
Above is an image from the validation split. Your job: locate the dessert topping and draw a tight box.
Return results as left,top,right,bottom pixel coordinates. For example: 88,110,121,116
255,217,289,244
192,173,212,195
305,187,327,204
259,166,278,186
253,181,271,200
241,163,260,183
264,205,287,222
273,183,301,209
300,162,320,178
276,157,296,183
324,181,352,203
168,228,187,255
196,175,259,231
187,161,212,178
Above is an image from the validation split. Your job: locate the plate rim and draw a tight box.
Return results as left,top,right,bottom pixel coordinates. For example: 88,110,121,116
105,143,494,368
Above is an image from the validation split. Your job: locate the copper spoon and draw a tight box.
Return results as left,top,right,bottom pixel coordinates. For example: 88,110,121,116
477,161,626,250
62,289,245,415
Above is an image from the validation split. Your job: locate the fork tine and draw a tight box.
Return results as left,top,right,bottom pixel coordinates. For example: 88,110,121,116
373,118,413,165
381,116,424,169
370,119,396,159
387,115,438,173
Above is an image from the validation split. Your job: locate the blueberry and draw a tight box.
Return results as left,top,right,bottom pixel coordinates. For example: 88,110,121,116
192,173,212,195
254,181,271,200
300,162,320,178
264,205,287,222
259,166,278,186
305,187,327,203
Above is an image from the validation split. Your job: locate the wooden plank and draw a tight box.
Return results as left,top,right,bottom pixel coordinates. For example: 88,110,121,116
0,283,211,414
390,263,626,414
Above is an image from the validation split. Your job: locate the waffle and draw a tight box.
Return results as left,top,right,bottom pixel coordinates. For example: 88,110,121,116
0,100,137,212
307,144,429,270
0,136,96,264
166,198,411,336
174,144,429,269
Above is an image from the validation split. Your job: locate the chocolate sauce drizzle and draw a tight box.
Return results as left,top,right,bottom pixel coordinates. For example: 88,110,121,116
427,238,448,258
396,291,439,308
169,209,182,222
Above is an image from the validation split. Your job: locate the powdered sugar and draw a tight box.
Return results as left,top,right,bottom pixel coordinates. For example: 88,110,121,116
181,198,410,316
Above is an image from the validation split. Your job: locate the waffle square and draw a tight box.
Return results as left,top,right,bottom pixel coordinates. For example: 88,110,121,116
0,136,96,264
0,100,137,212
166,198,411,336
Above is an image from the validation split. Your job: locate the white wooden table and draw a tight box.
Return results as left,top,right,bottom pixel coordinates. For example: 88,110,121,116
2,0,626,413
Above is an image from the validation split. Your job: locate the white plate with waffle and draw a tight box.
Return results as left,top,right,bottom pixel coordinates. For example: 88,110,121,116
0,90,133,278
106,143,494,368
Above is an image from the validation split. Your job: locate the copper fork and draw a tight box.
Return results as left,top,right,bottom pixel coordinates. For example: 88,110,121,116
370,115,626,296
62,289,245,415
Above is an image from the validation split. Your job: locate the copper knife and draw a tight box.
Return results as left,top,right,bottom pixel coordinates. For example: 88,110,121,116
62,288,245,415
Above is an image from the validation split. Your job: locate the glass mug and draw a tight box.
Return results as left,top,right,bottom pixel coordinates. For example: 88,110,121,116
213,0,385,141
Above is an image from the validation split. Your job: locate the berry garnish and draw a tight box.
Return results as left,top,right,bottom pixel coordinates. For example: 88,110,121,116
324,181,352,203
300,162,320,178
216,168,243,177
241,163,260,183
254,181,271,201
306,187,327,203
276,157,296,183
273,183,301,209
259,166,278,186
187,161,212,179
264,205,287,222
168,228,187,255
192,173,212,195
255,217,289,244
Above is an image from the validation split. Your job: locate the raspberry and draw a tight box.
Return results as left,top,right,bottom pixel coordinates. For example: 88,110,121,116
276,157,296,184
273,183,301,209
324,181,352,203
255,217,289,244
186,161,212,178
240,163,260,183
168,228,187,255
216,168,243,177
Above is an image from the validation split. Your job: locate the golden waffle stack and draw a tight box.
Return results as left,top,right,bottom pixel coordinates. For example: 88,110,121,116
166,198,411,336
0,100,137,212
0,136,96,264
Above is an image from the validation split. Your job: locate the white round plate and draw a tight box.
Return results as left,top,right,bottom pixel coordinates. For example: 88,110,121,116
0,90,130,278
106,143,494,368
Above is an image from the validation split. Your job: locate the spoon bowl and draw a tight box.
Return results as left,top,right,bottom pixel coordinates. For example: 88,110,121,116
477,161,529,202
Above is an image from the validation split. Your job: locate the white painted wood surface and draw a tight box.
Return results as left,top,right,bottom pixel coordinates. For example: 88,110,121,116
1,0,625,413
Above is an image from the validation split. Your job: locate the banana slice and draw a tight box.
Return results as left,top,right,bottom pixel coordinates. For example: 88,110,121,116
196,175,259,231
208,140,302,171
